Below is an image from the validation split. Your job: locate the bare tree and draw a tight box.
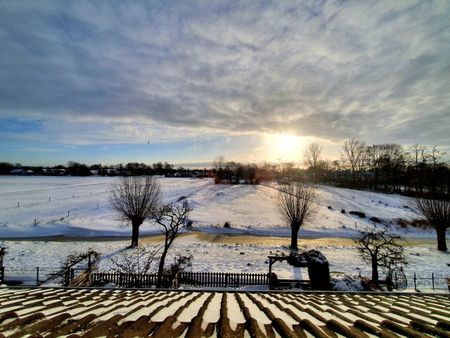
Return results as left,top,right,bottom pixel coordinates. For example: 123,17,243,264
303,143,322,168
416,197,450,251
409,144,427,193
212,155,225,171
277,182,315,251
342,138,366,180
154,200,192,288
110,176,161,248
355,228,406,284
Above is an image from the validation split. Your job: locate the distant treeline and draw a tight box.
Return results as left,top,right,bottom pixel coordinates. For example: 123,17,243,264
2,139,449,197
0,161,208,178
211,140,450,197
299,140,450,197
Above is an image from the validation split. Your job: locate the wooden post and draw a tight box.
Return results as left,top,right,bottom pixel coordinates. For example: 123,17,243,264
432,273,435,290
0,266,4,284
36,267,40,286
0,247,5,268
413,272,417,291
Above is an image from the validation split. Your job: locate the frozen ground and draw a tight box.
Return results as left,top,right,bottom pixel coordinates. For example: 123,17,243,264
0,176,449,287
0,176,431,238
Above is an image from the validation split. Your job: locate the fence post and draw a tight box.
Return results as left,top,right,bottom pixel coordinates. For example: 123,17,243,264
225,273,228,287
393,271,398,289
432,273,435,290
0,266,4,284
413,272,417,291
36,267,40,286
64,267,69,286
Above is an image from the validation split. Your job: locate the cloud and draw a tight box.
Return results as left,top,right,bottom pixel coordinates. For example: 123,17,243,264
0,0,449,148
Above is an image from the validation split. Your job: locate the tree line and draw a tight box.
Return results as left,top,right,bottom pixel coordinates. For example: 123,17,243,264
0,161,206,177
302,139,449,197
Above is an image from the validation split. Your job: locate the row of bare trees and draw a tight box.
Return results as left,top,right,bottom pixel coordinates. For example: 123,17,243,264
212,156,261,184
303,139,449,196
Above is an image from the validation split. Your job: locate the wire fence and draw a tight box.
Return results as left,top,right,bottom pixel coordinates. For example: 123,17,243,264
1,266,60,286
407,273,449,290
357,270,449,291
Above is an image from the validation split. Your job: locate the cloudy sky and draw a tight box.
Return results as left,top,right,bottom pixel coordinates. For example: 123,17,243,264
1,1,449,166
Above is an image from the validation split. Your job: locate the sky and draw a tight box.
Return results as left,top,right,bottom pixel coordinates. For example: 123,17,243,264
1,1,449,167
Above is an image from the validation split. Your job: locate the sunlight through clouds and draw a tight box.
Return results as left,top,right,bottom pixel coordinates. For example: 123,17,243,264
0,1,449,164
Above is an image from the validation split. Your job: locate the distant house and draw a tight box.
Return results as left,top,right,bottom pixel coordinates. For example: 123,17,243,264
9,169,24,175
9,169,34,175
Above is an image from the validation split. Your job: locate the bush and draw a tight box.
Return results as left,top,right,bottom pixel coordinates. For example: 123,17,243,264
396,218,408,228
185,219,193,229
223,221,231,228
349,210,366,218
369,216,381,223
341,209,346,214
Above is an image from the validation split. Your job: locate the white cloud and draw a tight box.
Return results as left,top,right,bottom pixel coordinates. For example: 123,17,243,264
0,0,449,148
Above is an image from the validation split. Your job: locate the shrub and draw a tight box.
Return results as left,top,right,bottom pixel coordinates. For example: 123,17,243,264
396,218,407,228
341,209,346,214
349,210,366,218
369,216,381,223
223,221,231,228
185,219,193,229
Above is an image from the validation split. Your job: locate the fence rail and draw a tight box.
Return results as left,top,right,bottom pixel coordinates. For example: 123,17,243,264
180,272,268,287
2,267,449,291
90,271,269,288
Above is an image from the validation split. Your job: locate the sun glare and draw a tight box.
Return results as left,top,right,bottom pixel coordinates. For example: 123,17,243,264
265,133,305,162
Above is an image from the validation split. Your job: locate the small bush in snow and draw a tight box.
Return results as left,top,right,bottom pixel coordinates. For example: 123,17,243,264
369,216,381,223
349,210,366,218
223,221,231,228
341,209,346,214
330,274,367,291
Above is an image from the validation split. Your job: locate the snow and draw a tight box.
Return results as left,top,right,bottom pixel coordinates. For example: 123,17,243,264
0,176,449,289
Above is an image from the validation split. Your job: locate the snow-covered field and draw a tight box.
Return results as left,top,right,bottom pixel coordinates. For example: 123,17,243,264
0,176,449,287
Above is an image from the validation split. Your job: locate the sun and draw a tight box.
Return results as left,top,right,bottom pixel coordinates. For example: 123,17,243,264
265,133,305,161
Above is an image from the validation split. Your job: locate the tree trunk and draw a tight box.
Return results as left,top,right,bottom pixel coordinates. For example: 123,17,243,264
131,220,140,248
371,258,379,284
436,226,448,251
157,248,168,288
290,223,300,252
